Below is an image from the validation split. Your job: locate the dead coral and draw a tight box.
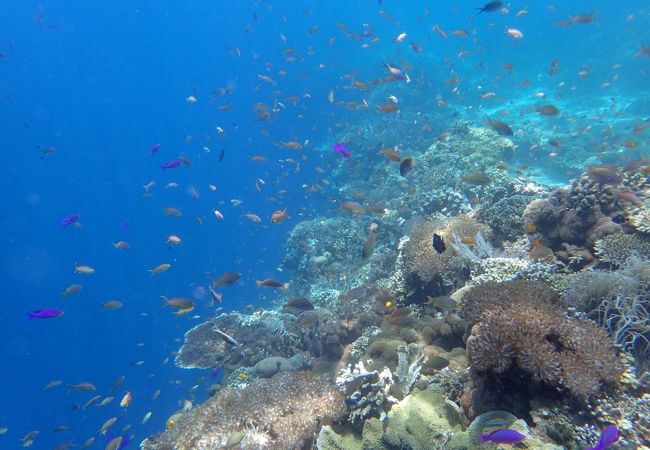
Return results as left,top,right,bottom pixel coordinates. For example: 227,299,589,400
142,371,346,450
461,281,623,398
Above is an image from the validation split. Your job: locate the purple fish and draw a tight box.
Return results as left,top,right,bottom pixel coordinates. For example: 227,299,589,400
479,429,527,444
211,364,224,380
161,159,181,170
333,143,351,158
150,143,161,156
27,309,64,320
588,425,619,450
60,213,80,228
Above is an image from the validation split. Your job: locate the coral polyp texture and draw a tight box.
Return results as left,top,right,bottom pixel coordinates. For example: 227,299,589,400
399,214,493,301
460,280,623,398
141,372,346,450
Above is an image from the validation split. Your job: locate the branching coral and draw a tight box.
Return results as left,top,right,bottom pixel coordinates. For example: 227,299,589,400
141,371,346,450
461,281,623,398
594,233,650,266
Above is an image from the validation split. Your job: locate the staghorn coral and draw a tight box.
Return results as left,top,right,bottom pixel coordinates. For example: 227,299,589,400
627,198,650,233
594,233,650,266
461,280,623,398
141,371,346,450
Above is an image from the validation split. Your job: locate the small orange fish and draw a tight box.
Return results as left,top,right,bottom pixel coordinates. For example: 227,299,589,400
460,237,476,245
378,104,398,113
380,149,401,161
270,208,289,223
120,391,132,408
274,141,303,149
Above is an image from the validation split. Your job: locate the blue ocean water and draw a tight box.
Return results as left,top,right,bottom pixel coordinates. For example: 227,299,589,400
0,1,648,448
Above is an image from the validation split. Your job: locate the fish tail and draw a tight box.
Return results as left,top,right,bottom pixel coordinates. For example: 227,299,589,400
256,280,262,288
26,313,34,321
479,434,490,442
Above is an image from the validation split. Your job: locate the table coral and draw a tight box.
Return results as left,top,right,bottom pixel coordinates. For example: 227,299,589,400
141,371,346,450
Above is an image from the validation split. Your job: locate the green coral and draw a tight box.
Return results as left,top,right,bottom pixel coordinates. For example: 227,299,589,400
383,384,467,450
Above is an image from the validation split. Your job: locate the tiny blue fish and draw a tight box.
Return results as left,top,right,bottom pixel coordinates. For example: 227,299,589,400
479,428,526,444
150,143,161,156
588,425,619,450
60,213,80,228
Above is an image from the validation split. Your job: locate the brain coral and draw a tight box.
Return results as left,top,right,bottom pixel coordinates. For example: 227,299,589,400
460,281,622,398
400,214,493,300
142,371,346,450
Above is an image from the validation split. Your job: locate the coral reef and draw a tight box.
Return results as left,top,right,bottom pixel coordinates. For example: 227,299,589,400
336,361,395,424
141,371,346,450
399,214,493,301
252,354,311,378
478,194,536,242
393,343,424,398
461,280,623,398
382,384,467,450
627,198,650,233
522,171,629,267
175,311,299,370
562,256,650,368
594,232,650,266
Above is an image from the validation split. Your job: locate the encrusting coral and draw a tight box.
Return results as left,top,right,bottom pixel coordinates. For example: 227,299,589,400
141,371,346,450
460,280,623,398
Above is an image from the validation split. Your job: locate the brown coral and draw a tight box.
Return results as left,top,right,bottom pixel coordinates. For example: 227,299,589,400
461,281,623,398
401,214,493,300
141,371,346,450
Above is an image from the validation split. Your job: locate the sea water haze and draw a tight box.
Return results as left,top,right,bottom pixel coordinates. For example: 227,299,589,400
1,1,649,449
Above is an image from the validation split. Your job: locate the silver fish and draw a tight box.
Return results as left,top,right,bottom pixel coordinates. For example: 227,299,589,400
214,327,240,346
